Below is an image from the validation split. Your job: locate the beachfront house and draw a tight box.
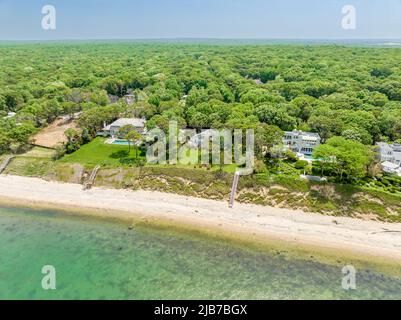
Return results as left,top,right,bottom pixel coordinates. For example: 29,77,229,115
283,130,321,157
377,142,401,176
99,118,147,138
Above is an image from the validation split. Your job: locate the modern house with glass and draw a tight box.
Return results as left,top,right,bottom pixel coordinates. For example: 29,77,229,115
283,130,321,157
377,142,401,176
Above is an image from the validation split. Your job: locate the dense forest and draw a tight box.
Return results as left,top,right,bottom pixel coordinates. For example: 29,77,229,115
1,43,401,177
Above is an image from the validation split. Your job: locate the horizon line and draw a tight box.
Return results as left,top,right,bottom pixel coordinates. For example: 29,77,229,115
1,37,401,42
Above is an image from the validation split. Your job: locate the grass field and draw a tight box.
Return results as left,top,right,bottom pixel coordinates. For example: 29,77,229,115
59,137,240,172
60,138,145,167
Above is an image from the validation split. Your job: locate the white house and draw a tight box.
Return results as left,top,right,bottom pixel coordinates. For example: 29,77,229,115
377,142,401,176
3,112,16,119
99,118,146,138
283,130,321,157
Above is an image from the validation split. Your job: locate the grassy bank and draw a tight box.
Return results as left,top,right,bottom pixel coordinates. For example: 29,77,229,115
3,150,401,222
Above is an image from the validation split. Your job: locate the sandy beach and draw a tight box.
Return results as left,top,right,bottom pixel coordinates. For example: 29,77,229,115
1,174,401,262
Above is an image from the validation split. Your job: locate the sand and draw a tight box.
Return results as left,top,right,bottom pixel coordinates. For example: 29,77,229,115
0,174,401,262
32,117,78,148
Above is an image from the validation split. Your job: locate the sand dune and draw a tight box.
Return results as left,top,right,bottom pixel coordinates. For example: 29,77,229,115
0,174,401,261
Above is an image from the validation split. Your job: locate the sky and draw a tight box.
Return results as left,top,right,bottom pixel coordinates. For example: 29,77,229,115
0,0,401,40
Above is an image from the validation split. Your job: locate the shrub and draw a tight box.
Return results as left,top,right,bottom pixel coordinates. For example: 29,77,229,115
110,150,129,159
119,158,145,167
254,159,267,174
284,150,298,162
294,160,308,170
52,146,67,160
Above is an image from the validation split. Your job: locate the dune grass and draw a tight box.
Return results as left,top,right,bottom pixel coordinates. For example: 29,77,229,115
21,147,55,159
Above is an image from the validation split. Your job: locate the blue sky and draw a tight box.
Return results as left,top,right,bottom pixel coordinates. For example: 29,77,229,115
0,0,400,40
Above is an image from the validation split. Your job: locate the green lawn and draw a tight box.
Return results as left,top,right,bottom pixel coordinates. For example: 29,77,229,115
60,137,240,172
60,138,145,167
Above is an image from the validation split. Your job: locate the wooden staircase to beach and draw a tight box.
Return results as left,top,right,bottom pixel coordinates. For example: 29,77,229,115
229,172,240,208
83,166,100,190
0,156,14,174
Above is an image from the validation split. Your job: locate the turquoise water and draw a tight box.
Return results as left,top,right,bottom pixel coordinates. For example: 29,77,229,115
112,140,130,146
0,205,400,300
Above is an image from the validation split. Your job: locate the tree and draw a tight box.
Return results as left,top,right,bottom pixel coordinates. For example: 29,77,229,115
8,123,37,145
308,108,341,142
254,124,284,159
304,80,337,98
78,104,122,136
118,125,142,158
255,104,297,131
290,95,322,121
90,90,109,106
62,102,79,120
379,109,401,141
341,126,372,145
188,112,209,130
371,67,392,78
313,137,372,182
64,128,81,154
259,69,278,83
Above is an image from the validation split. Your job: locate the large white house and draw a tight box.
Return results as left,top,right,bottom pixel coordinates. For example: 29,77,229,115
283,130,321,157
99,118,147,138
377,142,401,176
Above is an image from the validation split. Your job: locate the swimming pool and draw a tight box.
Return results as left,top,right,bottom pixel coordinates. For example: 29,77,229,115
111,139,130,146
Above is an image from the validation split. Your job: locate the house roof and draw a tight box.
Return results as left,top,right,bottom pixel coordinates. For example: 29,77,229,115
381,161,400,169
391,143,401,152
393,152,401,161
377,142,392,151
104,118,146,130
284,130,321,140
377,142,401,159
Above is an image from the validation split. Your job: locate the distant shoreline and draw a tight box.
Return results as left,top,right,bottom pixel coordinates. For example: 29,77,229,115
1,174,401,273
1,39,401,47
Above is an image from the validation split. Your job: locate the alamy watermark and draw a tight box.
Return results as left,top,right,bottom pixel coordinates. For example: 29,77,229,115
41,265,56,290
342,265,357,290
42,5,56,30
342,5,356,30
40,4,356,33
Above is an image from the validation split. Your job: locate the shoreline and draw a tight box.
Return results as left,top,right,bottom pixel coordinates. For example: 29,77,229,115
1,175,401,271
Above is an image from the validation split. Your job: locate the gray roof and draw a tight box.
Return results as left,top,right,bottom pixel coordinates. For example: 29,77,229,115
377,142,401,154
391,143,401,152
104,118,146,130
381,161,399,169
284,130,321,140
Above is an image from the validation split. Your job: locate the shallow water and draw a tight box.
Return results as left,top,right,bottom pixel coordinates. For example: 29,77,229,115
0,206,400,300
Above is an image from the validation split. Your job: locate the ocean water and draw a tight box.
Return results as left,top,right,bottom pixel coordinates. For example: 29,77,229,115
0,205,400,300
